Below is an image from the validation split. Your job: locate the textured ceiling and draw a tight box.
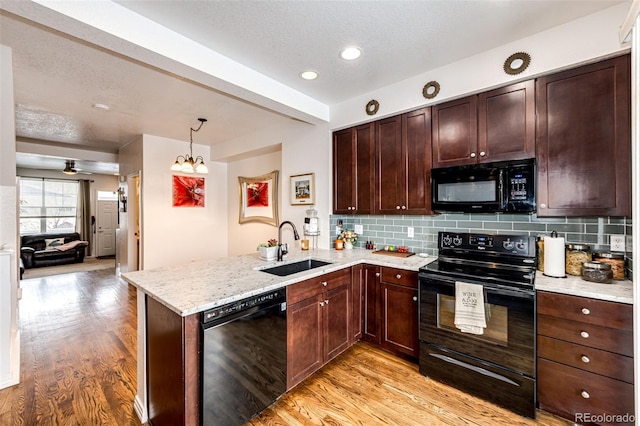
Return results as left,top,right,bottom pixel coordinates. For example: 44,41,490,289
0,0,627,174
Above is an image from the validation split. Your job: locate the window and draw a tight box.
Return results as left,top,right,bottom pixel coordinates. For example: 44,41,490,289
19,178,79,235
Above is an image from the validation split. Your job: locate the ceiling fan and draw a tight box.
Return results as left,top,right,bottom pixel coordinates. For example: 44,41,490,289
62,160,91,175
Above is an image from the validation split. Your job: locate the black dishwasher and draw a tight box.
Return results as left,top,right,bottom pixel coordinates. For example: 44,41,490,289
201,288,287,426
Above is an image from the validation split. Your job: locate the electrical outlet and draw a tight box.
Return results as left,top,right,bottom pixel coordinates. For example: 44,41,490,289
610,234,625,252
354,224,363,234
407,227,414,238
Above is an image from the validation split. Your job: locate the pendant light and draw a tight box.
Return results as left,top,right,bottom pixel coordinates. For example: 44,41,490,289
171,118,208,174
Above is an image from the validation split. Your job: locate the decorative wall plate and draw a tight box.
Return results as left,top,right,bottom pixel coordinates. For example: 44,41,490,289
504,52,531,75
365,99,379,116
422,81,440,99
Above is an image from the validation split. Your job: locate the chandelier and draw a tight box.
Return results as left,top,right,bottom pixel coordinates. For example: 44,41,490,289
171,118,208,174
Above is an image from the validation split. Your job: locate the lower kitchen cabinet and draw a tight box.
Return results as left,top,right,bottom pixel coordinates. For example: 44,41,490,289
287,268,351,389
537,291,634,425
361,265,419,360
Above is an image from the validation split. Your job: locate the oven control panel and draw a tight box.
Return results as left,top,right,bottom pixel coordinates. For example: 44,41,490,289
439,232,535,257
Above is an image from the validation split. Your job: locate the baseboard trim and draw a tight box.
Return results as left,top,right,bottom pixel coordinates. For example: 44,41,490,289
134,394,148,423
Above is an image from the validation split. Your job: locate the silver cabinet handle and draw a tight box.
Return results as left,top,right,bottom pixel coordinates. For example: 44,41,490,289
539,203,547,209
581,390,590,399
580,331,590,339
581,307,590,315
412,296,418,302
396,274,402,279
322,281,327,287
396,206,401,210
581,355,590,363
470,152,476,158
375,272,380,277
479,151,486,157
319,301,325,307
325,299,329,305
401,206,406,210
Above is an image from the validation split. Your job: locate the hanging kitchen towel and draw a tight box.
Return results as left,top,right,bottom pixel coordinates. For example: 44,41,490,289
454,281,487,335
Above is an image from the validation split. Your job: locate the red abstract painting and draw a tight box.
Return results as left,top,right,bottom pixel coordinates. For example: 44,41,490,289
172,175,205,207
246,182,269,207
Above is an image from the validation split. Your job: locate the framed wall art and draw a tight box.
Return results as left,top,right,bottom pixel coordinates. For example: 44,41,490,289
172,175,205,207
290,173,315,205
238,170,279,226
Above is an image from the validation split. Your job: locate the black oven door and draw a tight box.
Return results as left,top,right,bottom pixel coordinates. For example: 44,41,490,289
431,165,504,213
418,274,535,377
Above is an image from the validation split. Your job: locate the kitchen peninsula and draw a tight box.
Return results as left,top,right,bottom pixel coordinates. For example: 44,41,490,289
122,247,434,426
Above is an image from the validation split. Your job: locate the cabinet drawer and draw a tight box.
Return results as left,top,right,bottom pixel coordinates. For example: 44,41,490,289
381,267,417,288
538,314,632,356
538,335,633,383
538,358,634,425
537,291,632,331
287,268,351,305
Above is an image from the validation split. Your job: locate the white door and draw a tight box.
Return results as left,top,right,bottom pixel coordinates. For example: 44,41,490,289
97,200,117,257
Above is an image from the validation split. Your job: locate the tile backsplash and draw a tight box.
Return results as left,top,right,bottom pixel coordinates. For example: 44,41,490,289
329,213,633,280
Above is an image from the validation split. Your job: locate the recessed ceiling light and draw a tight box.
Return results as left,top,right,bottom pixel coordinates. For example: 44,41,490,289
300,71,319,80
340,46,362,61
92,103,110,111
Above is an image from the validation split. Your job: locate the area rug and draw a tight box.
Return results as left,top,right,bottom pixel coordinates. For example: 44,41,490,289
22,257,116,279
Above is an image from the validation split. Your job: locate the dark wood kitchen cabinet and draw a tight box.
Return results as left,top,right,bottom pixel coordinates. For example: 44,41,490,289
375,107,432,215
333,123,375,214
287,268,351,389
537,291,634,425
536,55,631,217
146,296,200,426
431,81,535,168
361,264,418,360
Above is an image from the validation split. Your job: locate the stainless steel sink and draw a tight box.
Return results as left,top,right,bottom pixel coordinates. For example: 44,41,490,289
259,259,332,276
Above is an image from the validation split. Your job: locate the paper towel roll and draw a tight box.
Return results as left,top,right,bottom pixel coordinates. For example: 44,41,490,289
543,236,566,278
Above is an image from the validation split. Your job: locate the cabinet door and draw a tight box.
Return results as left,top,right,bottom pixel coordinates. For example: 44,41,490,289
333,128,356,214
362,265,381,345
333,124,375,214
287,295,323,389
403,107,433,214
478,80,535,163
350,265,364,343
381,282,418,359
432,95,478,168
536,55,630,217
324,283,351,362
375,115,404,214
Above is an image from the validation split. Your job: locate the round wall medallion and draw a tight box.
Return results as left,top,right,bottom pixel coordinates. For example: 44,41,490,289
503,52,531,75
422,81,441,99
365,99,380,116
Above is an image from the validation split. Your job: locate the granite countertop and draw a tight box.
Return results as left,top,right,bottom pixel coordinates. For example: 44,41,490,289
122,247,435,317
535,271,633,304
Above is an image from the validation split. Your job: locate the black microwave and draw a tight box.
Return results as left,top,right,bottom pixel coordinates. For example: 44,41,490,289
431,158,536,213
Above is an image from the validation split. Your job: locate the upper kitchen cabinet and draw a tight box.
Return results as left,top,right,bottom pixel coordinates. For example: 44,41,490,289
375,108,432,215
536,55,631,217
333,123,375,214
432,81,535,168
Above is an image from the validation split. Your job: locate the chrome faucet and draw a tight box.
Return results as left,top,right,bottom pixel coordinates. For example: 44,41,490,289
277,220,300,261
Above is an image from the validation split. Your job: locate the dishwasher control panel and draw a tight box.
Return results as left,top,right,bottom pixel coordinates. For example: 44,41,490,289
203,288,286,324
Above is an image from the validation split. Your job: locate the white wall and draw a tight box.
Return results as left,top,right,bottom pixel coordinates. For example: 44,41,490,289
331,3,631,130
0,43,19,390
223,120,332,250
140,135,228,269
227,150,282,256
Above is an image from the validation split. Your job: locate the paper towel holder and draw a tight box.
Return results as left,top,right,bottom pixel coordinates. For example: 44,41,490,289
542,230,567,278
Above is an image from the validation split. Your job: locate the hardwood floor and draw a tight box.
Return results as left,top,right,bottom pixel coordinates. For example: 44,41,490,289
0,268,142,425
252,343,571,426
1,268,571,426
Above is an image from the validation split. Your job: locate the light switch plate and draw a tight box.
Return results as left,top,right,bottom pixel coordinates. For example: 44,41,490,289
610,234,625,252
354,224,363,234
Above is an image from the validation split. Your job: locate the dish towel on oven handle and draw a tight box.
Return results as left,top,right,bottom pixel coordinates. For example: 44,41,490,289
454,281,487,335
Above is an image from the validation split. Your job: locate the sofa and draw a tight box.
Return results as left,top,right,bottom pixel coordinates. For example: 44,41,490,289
20,232,88,269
